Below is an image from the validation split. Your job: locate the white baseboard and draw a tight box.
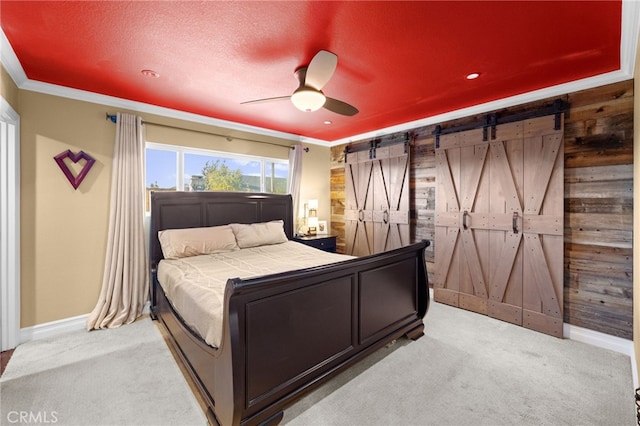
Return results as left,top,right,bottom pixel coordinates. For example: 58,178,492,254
18,301,636,388
563,322,637,389
563,323,633,356
20,314,88,343
19,302,151,344
429,291,635,377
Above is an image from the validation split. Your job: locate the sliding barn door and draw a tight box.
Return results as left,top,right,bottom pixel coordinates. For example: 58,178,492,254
372,145,410,252
435,128,490,315
345,150,374,256
345,144,410,256
435,115,564,337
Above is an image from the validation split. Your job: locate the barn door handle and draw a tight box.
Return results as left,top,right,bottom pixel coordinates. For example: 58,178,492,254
358,209,364,222
462,210,469,230
383,210,389,224
512,211,519,234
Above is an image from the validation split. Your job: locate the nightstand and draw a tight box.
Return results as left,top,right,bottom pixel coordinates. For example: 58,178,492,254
293,235,337,253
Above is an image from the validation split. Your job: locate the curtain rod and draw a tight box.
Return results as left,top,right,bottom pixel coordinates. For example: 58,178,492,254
105,113,308,152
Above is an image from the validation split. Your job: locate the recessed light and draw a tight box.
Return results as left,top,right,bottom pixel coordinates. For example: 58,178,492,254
141,69,160,78
466,72,480,80
324,120,332,125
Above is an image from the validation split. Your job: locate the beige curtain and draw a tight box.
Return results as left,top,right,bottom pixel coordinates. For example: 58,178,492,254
87,112,148,330
288,145,303,231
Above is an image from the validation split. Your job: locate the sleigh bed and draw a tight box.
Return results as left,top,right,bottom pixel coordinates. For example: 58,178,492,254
149,191,430,426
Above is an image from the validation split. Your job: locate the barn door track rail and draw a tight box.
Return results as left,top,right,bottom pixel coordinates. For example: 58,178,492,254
344,132,410,160
433,99,569,149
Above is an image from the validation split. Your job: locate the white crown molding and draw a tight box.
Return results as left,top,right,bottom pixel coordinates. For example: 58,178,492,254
330,0,640,146
329,70,631,146
0,28,327,147
18,79,330,147
0,29,27,86
621,0,640,76
2,0,638,146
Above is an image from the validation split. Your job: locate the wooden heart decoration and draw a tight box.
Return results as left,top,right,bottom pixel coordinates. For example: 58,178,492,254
54,149,96,190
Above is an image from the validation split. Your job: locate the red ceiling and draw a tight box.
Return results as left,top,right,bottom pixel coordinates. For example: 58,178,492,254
1,1,622,142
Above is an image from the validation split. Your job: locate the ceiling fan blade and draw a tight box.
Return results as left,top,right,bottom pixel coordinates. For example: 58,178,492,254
323,97,359,116
305,50,337,90
241,96,291,105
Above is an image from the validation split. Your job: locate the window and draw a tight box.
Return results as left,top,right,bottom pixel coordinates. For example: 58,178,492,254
145,142,289,211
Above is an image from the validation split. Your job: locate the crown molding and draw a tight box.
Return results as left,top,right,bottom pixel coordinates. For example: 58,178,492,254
330,0,640,146
328,69,631,146
0,28,27,86
0,29,327,147
2,0,638,146
17,78,328,146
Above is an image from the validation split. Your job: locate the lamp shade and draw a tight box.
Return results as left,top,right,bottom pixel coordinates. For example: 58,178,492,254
291,89,326,112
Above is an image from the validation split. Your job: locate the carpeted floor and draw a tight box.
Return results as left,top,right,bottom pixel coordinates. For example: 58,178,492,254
0,302,634,426
0,316,207,426
284,301,635,425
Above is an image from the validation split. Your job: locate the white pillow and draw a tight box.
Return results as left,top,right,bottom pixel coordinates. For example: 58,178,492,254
229,220,288,248
158,225,239,259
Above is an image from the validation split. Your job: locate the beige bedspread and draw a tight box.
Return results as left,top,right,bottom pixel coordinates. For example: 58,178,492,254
157,240,353,347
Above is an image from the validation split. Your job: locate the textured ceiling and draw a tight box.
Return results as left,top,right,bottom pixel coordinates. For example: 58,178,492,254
0,1,627,142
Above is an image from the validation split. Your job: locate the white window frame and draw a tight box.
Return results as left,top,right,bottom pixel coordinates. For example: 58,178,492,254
145,141,289,195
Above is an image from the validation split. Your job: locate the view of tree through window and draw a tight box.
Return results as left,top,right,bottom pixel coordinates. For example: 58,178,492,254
200,160,243,191
145,143,289,211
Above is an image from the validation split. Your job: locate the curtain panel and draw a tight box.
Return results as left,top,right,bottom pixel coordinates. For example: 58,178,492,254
87,112,148,330
288,144,303,231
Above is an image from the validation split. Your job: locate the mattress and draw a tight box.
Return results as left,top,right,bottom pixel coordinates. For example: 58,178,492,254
157,240,354,347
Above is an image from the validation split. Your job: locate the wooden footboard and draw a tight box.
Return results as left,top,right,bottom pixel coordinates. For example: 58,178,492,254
153,240,429,426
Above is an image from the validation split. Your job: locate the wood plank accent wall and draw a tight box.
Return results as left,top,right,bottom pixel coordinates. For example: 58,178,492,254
330,80,633,339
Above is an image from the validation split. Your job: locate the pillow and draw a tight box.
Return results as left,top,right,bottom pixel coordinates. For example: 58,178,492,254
229,220,288,248
158,225,238,259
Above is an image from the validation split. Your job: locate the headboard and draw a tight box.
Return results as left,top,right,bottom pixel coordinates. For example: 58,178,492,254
149,191,294,270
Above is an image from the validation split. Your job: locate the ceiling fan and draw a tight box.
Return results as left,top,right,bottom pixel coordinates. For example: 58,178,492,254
242,50,359,116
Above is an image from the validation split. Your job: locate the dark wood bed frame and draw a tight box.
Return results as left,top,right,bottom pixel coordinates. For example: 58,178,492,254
149,191,430,426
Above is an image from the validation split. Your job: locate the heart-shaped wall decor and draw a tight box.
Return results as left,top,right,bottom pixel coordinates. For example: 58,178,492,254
54,150,96,190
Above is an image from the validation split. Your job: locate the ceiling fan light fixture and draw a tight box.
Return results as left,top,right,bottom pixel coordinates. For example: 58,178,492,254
291,88,326,112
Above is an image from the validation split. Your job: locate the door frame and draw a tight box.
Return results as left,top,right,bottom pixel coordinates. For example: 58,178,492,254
1,96,20,351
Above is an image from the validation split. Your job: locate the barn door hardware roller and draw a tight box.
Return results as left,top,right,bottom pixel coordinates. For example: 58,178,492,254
345,132,410,156
433,98,569,148
482,114,498,141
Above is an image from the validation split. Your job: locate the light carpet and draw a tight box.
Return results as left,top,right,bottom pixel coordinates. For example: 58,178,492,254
0,302,634,426
0,316,206,426
284,301,635,425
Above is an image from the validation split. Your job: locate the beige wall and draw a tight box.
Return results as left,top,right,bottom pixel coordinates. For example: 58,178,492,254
19,89,330,327
20,91,115,327
1,64,19,110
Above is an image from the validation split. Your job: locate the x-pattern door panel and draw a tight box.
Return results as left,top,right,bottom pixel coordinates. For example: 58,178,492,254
435,115,564,337
345,144,410,256
345,150,374,256
372,145,410,253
